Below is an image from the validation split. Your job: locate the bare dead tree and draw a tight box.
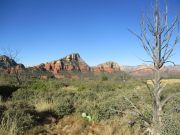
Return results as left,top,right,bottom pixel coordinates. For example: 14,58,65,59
1,47,20,62
129,0,180,134
1,48,22,85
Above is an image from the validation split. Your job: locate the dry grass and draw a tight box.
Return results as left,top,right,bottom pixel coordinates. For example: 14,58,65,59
147,79,180,85
25,114,141,135
34,100,55,112
62,85,78,91
0,114,19,135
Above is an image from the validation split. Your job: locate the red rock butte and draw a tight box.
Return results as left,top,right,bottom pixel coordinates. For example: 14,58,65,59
1,53,180,77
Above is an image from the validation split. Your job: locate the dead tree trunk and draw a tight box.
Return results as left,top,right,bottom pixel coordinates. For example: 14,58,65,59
129,0,179,134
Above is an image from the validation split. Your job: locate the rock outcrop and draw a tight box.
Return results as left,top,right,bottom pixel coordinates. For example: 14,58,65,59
0,55,25,73
35,53,91,74
128,65,154,76
33,53,180,77
0,55,17,67
122,64,180,76
92,61,121,73
1,54,180,78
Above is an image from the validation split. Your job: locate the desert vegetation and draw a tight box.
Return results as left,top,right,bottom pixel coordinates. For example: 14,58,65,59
0,0,180,135
0,71,180,135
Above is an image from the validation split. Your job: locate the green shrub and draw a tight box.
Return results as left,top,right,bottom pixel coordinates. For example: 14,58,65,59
161,94,180,135
77,85,86,91
29,89,76,118
54,96,75,118
27,79,71,91
161,113,180,135
12,88,36,103
77,90,98,101
101,75,108,81
76,92,129,121
30,80,48,91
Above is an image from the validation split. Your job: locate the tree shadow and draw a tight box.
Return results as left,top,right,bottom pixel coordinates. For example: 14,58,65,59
36,111,58,125
0,85,19,100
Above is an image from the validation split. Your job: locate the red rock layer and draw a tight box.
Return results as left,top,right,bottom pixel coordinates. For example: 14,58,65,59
35,53,90,74
92,61,121,73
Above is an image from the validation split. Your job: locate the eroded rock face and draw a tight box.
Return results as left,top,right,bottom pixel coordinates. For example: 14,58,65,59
33,54,123,75
35,53,91,74
129,65,154,76
31,53,180,77
92,61,121,73
0,55,17,67
0,55,25,73
123,65,180,76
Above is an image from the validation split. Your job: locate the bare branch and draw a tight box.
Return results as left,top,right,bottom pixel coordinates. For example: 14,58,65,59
128,29,154,60
123,96,151,125
1,48,20,62
161,92,180,108
163,36,179,62
143,81,155,99
129,67,156,75
130,0,179,132
109,107,124,115
164,61,176,66
142,128,153,135
157,84,167,95
163,16,178,37
136,56,154,64
128,29,142,41
146,15,155,34
124,97,142,116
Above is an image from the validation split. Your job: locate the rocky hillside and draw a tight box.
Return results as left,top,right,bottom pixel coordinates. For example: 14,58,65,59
33,54,123,74
2,53,180,77
123,65,180,76
92,61,121,73
34,53,91,74
0,55,25,73
32,53,180,76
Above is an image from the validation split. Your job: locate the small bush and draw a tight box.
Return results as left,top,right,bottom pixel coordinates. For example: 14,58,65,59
31,80,48,91
54,97,75,118
12,88,35,103
101,75,108,81
161,114,180,135
76,93,128,121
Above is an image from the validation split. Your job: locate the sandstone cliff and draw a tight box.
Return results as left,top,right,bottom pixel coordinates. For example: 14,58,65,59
35,53,91,74
92,61,121,73
32,53,180,76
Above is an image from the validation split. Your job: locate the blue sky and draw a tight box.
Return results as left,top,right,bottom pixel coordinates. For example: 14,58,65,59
0,0,180,66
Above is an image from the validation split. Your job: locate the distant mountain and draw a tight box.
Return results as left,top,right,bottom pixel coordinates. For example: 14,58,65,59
92,61,121,73
1,53,180,78
31,53,180,77
122,65,180,77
